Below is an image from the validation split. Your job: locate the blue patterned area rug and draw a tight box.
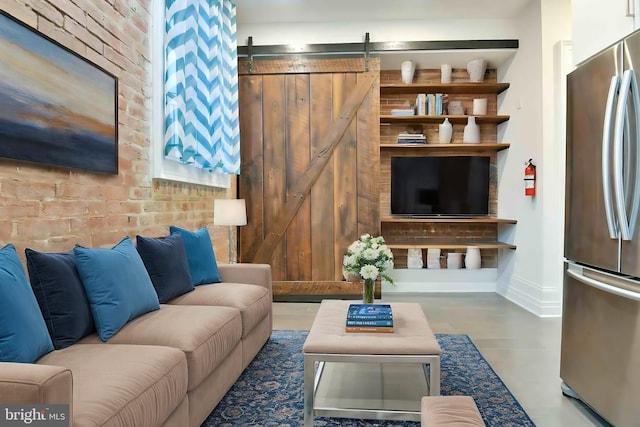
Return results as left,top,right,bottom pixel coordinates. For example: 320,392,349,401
202,330,535,427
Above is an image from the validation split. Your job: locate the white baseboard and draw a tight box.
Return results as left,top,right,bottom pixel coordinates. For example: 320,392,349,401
383,268,497,293
497,274,562,317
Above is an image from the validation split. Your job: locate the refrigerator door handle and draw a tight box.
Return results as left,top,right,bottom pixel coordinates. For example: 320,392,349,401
627,70,640,239
613,69,639,241
567,267,640,301
603,76,621,238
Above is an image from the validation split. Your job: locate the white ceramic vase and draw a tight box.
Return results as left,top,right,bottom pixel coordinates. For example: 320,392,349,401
472,98,488,115
438,118,453,144
465,247,481,269
467,59,487,83
463,116,480,143
441,64,452,84
401,60,416,84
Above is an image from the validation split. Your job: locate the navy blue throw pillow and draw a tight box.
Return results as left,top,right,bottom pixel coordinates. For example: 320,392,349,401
169,226,221,285
136,233,194,303
25,248,95,350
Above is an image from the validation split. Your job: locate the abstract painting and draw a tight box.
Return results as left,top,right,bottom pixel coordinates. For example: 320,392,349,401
0,11,118,174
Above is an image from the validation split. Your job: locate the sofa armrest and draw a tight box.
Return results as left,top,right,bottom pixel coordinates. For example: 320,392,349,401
218,263,272,294
0,363,72,405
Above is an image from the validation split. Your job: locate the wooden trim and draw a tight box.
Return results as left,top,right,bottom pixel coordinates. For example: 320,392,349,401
272,280,382,300
387,242,517,250
380,217,517,224
380,115,510,125
250,72,379,264
238,57,380,75
380,82,510,95
380,143,510,151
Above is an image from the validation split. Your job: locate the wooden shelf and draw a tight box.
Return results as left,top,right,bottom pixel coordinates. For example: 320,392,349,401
381,217,517,224
380,115,510,125
380,143,510,151
380,82,510,95
387,242,517,250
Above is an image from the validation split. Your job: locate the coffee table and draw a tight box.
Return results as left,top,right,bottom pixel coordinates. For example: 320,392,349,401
302,300,442,426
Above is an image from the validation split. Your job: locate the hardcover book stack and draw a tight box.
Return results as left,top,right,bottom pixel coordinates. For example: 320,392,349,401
345,303,394,333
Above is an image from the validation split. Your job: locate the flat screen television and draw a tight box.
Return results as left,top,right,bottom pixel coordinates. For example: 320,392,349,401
391,156,490,217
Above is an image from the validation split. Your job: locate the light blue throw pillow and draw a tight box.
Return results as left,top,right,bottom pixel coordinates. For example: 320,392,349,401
74,237,160,341
0,244,54,363
169,226,221,285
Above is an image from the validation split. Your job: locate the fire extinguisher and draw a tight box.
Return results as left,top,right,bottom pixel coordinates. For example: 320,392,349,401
524,159,536,197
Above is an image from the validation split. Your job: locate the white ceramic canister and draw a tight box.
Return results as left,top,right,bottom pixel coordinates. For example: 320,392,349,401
472,98,488,115
447,252,463,269
401,60,416,84
438,118,453,144
465,247,481,269
463,116,480,143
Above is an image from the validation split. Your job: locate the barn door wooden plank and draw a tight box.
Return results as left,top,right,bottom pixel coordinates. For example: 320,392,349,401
285,74,312,280
333,73,359,280
261,74,287,280
356,71,381,237
310,73,335,280
238,75,264,262
251,72,377,264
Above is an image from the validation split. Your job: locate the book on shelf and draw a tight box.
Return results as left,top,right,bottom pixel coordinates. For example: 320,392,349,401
345,326,394,333
397,132,426,144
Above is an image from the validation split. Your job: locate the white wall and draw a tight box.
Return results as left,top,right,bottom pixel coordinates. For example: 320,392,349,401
497,0,571,317
237,19,520,46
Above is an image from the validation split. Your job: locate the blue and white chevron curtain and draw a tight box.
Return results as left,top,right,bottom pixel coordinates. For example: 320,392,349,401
164,0,240,174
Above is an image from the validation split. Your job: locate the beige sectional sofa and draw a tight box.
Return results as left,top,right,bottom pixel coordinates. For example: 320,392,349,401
0,263,272,427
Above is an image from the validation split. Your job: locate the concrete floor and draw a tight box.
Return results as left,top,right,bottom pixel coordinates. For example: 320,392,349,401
272,293,611,427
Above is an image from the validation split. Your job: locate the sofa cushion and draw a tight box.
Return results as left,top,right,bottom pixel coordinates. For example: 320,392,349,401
79,305,242,391
37,343,187,427
25,249,95,349
0,244,54,363
135,233,194,303
169,226,221,285
168,283,271,337
74,237,160,341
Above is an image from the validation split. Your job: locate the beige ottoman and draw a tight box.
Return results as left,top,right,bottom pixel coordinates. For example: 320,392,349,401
421,396,485,426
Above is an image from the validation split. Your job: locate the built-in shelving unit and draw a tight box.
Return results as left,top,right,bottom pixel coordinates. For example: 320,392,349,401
378,68,516,272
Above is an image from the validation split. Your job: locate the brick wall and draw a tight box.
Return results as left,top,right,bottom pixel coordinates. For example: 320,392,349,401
0,0,233,262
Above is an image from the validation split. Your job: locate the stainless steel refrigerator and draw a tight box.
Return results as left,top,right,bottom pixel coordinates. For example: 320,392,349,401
563,29,640,426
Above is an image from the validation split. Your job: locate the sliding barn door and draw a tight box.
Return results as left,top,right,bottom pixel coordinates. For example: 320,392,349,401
238,57,380,294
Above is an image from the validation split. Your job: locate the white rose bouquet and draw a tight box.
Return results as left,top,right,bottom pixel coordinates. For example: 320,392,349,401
342,234,394,303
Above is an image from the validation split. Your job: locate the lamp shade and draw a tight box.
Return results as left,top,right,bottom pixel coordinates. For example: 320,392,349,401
213,199,247,226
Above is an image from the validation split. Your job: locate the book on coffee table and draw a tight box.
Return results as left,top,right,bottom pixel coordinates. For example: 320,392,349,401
346,304,394,332
347,304,393,320
345,325,394,333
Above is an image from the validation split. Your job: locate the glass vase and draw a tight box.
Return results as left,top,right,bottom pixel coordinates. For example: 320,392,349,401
363,279,375,304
